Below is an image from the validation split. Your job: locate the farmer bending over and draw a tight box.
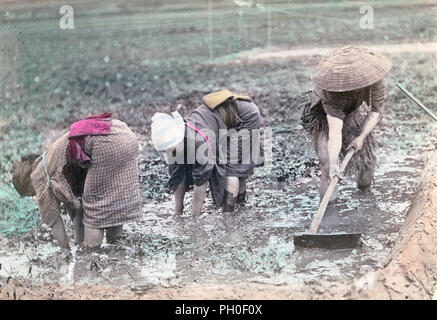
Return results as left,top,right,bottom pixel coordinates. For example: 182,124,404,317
203,90,262,212
12,113,142,251
151,90,261,215
300,46,391,203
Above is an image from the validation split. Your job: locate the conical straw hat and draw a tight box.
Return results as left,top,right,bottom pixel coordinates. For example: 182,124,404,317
313,46,392,92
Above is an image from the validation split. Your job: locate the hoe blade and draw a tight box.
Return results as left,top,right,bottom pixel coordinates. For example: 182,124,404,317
293,233,361,250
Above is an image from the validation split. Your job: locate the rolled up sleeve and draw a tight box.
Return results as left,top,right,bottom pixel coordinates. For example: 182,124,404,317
50,173,80,208
322,94,348,120
370,80,386,113
31,166,62,228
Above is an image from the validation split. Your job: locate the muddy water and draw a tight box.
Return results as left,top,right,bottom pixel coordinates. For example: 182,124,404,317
1,118,436,292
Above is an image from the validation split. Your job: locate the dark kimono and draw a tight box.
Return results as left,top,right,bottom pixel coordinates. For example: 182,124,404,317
226,100,262,177
167,105,227,207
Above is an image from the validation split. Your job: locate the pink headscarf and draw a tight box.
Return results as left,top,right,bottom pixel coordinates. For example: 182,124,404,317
68,113,112,166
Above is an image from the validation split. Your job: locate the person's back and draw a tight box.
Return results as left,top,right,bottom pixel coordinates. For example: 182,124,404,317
152,90,263,215
166,104,228,212
234,100,261,131
13,114,142,251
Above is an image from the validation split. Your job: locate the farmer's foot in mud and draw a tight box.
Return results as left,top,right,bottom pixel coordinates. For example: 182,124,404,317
357,172,373,191
224,177,239,212
223,191,237,212
357,182,372,191
106,237,121,245
328,198,338,205
236,191,246,206
84,227,103,252
85,245,101,253
356,165,375,191
236,177,247,206
105,226,123,244
106,235,122,245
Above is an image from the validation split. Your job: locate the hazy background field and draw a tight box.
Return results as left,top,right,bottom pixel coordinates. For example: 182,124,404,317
1,0,437,297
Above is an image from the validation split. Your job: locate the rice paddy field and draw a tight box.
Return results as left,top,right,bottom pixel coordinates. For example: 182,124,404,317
0,0,437,299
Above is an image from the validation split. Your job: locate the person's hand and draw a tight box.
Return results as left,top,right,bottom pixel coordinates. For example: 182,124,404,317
52,217,70,250
329,164,340,180
347,136,365,151
72,197,82,210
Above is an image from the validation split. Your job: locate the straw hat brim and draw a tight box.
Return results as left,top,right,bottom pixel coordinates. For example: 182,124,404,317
313,46,392,92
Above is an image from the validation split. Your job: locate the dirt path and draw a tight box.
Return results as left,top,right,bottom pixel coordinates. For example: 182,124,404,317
233,41,437,63
362,146,437,299
0,279,351,300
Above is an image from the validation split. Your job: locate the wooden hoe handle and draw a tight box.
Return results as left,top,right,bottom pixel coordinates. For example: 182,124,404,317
309,148,356,234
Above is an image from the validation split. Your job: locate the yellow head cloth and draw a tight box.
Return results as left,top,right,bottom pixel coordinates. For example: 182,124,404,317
203,90,252,109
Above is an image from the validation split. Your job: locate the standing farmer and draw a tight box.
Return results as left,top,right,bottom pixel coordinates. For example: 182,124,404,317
301,46,391,202
12,113,142,251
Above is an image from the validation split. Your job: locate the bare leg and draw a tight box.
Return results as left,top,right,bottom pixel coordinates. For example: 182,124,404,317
106,225,123,244
174,175,186,215
192,182,207,215
237,177,247,204
315,133,338,203
224,176,239,212
51,216,70,249
66,204,84,245
84,227,104,252
226,176,239,196
238,177,246,194
72,208,84,245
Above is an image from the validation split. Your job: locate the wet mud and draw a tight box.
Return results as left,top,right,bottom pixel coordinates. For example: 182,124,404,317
1,106,436,296
1,1,437,299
